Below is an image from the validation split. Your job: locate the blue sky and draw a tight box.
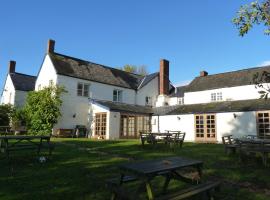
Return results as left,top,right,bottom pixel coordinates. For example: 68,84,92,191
1,0,270,92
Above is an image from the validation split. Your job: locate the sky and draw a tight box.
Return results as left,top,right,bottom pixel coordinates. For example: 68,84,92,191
1,0,270,93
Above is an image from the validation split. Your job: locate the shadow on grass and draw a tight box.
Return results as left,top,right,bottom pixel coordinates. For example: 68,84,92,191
0,138,269,199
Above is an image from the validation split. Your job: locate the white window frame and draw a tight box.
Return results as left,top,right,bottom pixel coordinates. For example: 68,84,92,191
113,89,122,102
211,92,222,102
77,83,89,97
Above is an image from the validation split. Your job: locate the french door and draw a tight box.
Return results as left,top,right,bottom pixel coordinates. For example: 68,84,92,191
195,114,217,142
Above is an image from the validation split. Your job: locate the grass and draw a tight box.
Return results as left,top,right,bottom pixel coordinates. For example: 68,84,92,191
0,138,270,200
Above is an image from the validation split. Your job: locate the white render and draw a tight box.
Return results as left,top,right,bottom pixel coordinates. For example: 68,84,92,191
136,76,159,106
35,55,58,90
1,74,29,107
152,111,258,143
1,74,15,105
184,84,262,105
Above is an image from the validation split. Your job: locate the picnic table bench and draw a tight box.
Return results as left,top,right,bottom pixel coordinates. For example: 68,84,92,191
0,135,54,158
107,156,220,200
236,138,270,166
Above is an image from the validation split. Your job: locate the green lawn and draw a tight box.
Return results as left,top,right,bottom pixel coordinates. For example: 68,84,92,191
0,138,269,200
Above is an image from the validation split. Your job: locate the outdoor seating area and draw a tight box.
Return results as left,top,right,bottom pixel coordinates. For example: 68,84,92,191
107,156,220,200
140,131,186,148
0,138,270,199
0,135,54,158
222,135,270,166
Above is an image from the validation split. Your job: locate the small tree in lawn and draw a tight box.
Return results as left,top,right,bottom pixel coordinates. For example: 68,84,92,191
24,85,65,135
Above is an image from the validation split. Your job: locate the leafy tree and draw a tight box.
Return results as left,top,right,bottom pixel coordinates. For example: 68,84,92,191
24,85,66,135
233,0,270,36
253,71,270,98
0,104,13,126
119,65,148,75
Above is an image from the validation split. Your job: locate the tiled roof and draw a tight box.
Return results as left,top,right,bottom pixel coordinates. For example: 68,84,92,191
153,99,270,115
170,85,188,97
49,53,148,90
91,99,153,114
10,73,36,91
138,72,159,89
186,65,270,92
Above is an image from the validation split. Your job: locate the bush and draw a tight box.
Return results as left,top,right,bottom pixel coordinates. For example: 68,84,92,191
24,85,65,135
0,104,13,126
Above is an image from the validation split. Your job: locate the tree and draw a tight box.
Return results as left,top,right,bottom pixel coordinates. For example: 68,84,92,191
233,0,270,36
119,65,148,75
253,71,270,98
0,104,13,126
24,85,66,135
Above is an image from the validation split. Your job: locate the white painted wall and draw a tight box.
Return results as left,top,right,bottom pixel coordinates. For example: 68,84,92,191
152,114,195,141
35,55,58,90
153,111,258,143
216,111,257,140
54,74,136,132
1,75,15,105
136,76,159,106
107,111,120,140
184,84,262,105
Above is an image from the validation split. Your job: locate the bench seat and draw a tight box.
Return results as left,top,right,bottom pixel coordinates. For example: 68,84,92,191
156,181,220,200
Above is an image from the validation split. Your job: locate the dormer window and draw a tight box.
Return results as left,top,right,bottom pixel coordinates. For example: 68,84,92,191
113,89,122,102
145,96,152,106
77,83,89,97
211,92,222,102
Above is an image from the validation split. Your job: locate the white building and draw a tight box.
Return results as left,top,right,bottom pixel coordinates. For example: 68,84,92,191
1,61,36,107
2,39,270,142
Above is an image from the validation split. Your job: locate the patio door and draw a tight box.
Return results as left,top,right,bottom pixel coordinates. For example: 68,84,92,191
120,115,151,139
195,114,217,142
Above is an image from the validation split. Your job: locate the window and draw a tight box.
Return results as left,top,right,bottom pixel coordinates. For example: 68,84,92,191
211,92,222,102
195,114,216,142
178,98,184,105
145,96,152,106
95,113,107,138
257,111,270,139
77,83,89,97
49,80,53,86
113,89,122,102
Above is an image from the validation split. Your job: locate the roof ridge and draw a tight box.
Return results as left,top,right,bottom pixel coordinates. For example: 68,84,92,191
51,52,144,78
10,72,37,78
197,65,270,79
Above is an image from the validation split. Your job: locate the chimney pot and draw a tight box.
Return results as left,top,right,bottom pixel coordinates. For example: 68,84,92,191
47,39,55,53
200,71,208,77
8,60,16,73
159,59,170,95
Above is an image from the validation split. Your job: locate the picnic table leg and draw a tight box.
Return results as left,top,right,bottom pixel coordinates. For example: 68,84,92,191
145,180,154,200
37,138,42,155
162,173,172,194
196,164,203,183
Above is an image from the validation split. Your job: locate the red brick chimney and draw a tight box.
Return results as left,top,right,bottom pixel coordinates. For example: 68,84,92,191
159,59,169,95
200,71,208,77
8,60,16,73
47,39,55,53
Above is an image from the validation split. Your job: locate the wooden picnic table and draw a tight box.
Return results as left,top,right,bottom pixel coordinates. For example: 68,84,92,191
114,157,204,200
0,135,53,158
235,138,270,166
